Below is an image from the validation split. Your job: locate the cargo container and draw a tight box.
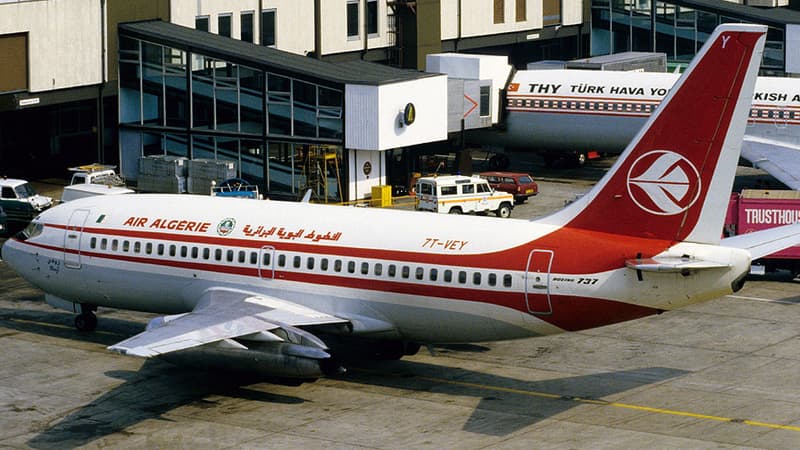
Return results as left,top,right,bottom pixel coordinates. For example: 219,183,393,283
725,189,800,275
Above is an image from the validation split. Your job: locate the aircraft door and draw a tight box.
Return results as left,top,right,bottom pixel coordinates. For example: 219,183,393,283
525,249,553,314
64,209,90,269
258,246,275,279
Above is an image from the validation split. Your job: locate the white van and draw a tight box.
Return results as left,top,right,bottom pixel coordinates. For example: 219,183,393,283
415,175,514,217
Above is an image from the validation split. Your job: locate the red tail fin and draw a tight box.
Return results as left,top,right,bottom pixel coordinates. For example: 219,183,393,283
548,25,766,244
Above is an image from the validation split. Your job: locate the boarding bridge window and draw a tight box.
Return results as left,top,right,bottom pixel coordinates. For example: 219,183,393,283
348,261,356,273
334,259,342,272
444,270,453,283
458,271,467,284
374,263,383,276
321,258,329,271
90,237,97,249
112,240,119,252
480,86,492,117
214,249,222,260
293,256,301,268
158,244,165,256
477,183,490,193
278,254,286,267
202,248,210,259
402,266,410,279
123,241,130,252
146,243,153,255
488,273,497,286
430,268,438,281
461,184,475,195
307,257,315,270
503,274,512,287
388,264,397,277
361,262,369,275
181,246,188,258
473,272,482,285
441,186,457,196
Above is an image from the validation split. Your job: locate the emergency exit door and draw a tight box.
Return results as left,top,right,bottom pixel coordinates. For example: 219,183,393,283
525,249,553,314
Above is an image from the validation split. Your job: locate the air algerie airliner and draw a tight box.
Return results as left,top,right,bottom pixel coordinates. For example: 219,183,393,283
3,24,800,382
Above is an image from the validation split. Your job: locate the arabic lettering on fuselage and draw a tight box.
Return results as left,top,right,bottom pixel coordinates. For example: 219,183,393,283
121,216,342,242
242,224,342,242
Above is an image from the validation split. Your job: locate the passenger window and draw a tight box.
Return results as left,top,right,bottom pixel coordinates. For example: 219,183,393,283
146,242,152,254
293,256,301,268
444,270,453,283
100,239,107,250
238,251,246,263
461,184,474,194
135,242,142,253
415,267,424,280
214,248,222,260
262,253,270,266
112,240,119,251
122,241,130,252
321,258,329,271
441,186,457,196
169,245,176,257
388,264,396,277
334,260,342,272
202,248,209,259
158,244,165,256
458,271,467,284
181,246,188,258
307,257,315,270
488,273,497,286
503,274,512,287
250,252,257,264
227,250,234,262
348,261,356,273
430,268,438,281
401,266,410,279
361,262,369,275
90,237,97,249
278,254,286,267
473,272,481,285
374,263,382,276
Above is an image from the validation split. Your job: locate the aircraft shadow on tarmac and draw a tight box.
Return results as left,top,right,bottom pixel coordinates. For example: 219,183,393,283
1,308,687,446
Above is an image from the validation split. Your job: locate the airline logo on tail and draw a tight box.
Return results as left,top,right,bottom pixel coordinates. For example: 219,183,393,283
627,150,702,216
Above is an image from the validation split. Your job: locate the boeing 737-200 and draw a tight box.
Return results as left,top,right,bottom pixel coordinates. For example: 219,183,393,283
3,24,800,382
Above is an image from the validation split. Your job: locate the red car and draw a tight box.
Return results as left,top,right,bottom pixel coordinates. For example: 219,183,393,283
479,172,539,203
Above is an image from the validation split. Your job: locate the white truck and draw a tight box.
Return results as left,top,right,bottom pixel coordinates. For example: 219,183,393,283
415,175,515,218
62,164,133,202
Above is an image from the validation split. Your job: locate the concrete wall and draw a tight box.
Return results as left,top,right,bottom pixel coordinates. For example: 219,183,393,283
345,75,448,151
348,148,386,201
441,0,584,39
318,0,395,56
0,0,103,93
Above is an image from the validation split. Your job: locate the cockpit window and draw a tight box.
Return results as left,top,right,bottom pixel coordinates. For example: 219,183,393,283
19,221,44,240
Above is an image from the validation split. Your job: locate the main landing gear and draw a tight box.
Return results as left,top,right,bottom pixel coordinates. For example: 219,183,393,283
74,304,98,332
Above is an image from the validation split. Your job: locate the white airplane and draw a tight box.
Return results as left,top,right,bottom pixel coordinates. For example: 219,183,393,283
2,24,798,383
500,55,800,189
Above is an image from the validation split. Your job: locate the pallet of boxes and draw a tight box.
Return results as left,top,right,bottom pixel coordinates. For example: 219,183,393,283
187,159,236,195
138,155,188,193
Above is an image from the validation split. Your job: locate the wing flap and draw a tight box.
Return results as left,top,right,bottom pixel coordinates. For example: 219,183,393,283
109,289,348,358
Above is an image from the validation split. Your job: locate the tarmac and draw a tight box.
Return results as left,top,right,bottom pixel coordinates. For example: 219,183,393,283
1,157,799,448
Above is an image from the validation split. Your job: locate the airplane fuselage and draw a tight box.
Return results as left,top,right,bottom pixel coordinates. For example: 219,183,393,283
2,194,750,344
495,70,800,153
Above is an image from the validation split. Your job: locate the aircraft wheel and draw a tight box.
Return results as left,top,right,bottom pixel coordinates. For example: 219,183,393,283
75,312,97,332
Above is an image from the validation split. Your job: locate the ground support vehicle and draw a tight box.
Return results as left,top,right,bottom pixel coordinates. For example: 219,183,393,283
415,175,514,217
726,189,800,275
0,178,53,224
68,164,125,187
480,171,539,203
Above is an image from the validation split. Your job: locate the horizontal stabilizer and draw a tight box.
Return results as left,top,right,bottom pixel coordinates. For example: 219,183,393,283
741,136,800,191
722,222,800,260
625,256,730,273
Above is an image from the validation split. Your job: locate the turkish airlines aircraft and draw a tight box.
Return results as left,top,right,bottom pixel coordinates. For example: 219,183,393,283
501,55,800,189
2,25,798,382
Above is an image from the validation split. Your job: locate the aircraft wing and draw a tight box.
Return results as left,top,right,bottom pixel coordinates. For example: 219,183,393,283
722,222,800,260
108,288,348,358
741,136,800,190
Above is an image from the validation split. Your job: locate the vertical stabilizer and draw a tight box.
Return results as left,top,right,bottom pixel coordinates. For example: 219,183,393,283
544,25,766,244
